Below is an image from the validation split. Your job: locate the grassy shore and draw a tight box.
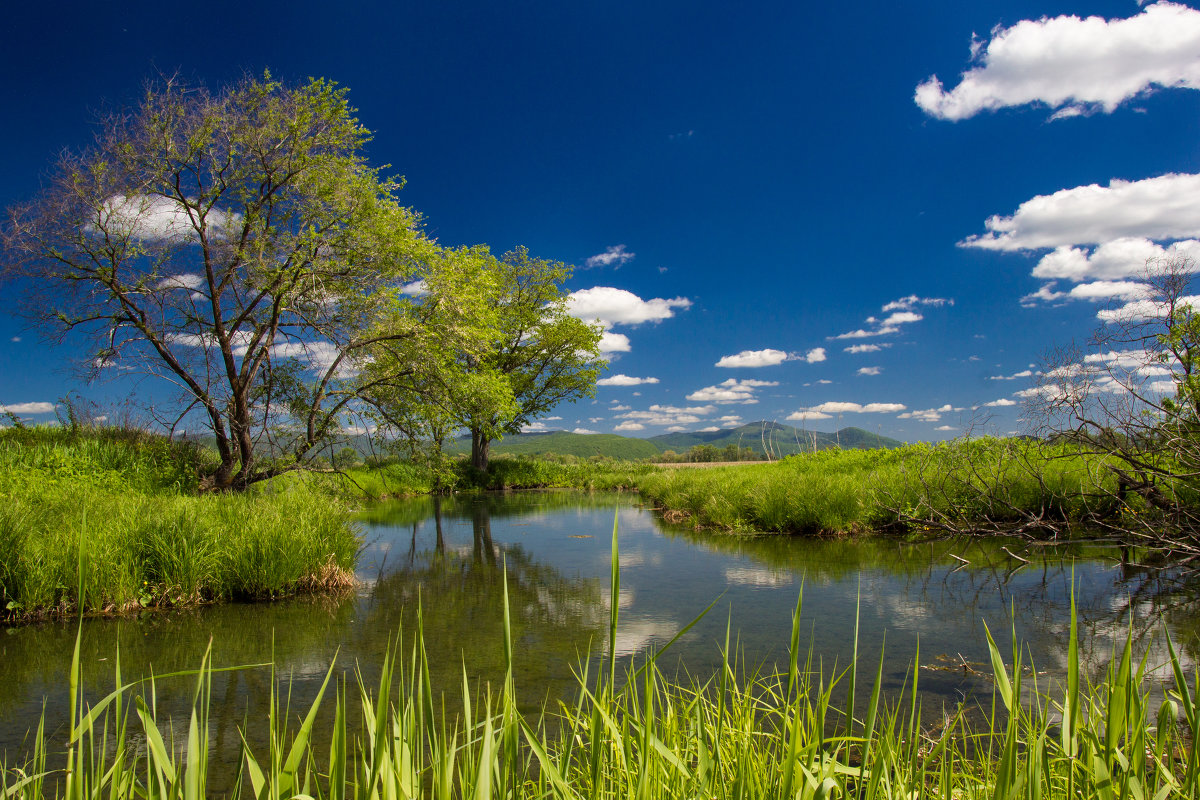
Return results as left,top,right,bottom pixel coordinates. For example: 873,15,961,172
0,427,358,622
4,577,1195,800
0,427,1172,621
327,455,657,497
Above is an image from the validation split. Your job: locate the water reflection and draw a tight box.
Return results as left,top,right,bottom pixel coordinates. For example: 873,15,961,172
2,491,1198,792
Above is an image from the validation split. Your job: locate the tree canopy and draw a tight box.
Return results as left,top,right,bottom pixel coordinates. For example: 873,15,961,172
2,73,583,488
363,247,604,471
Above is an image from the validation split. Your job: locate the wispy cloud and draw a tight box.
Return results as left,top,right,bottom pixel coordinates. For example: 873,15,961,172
585,245,636,269
832,295,950,339
988,369,1034,381
844,343,888,354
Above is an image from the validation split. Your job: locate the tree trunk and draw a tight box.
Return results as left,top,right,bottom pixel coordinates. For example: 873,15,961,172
471,428,491,472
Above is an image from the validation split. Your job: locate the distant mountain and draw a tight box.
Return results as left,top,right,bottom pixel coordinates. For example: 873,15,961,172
648,421,902,456
189,421,900,462
448,430,661,459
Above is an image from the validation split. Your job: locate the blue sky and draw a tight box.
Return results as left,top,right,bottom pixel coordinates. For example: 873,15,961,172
4,0,1200,441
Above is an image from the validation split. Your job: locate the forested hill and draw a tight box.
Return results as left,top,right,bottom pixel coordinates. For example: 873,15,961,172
445,422,902,460
647,422,902,456
448,431,661,459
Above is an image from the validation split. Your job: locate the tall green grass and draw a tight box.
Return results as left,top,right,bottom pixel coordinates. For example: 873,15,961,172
4,522,1196,800
329,456,655,498
633,438,1120,535
0,427,359,621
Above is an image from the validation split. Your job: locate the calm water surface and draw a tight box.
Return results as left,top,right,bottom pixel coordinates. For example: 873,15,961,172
3,490,1198,789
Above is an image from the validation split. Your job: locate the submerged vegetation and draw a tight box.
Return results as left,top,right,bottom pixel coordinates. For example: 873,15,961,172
0,426,358,622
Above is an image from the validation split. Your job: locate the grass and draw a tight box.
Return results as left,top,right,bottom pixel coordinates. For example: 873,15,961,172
327,455,657,497
3,518,1197,800
0,426,359,622
630,438,1123,535
333,438,1131,538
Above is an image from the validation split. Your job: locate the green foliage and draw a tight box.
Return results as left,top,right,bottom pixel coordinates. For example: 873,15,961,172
1,72,497,490
0,427,358,620
374,246,605,471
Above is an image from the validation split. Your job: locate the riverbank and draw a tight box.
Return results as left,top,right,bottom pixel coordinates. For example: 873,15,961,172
1,425,1182,622
0,427,358,623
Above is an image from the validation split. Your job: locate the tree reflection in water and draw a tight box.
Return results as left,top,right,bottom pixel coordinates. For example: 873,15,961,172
4,490,1200,794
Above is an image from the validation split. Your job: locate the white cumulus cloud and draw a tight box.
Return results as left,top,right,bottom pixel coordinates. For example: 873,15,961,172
598,331,632,354
857,366,882,376
898,404,959,423
804,347,827,363
962,173,1200,252
614,421,645,432
716,348,789,368
833,326,900,340
807,401,907,414
616,404,715,427
687,379,778,404
844,343,886,354
566,287,691,327
1032,238,1200,282
0,401,56,414
596,374,660,387
94,194,239,242
786,410,833,421
916,2,1200,121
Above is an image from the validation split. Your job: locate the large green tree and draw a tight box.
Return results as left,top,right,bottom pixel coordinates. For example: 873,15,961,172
464,247,604,471
1,73,476,489
372,246,603,472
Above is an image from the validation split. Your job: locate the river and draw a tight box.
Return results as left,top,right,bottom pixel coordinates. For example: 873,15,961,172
2,490,1196,791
